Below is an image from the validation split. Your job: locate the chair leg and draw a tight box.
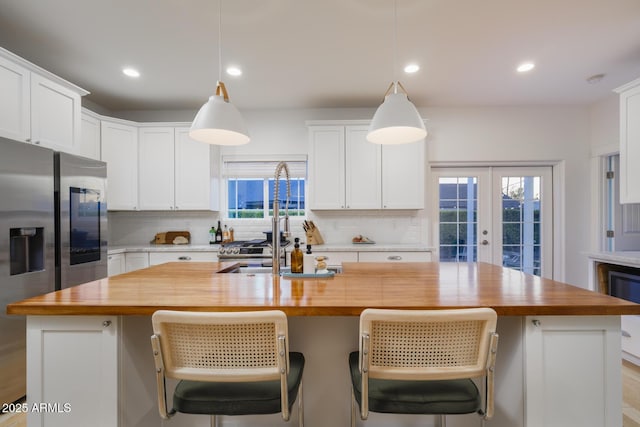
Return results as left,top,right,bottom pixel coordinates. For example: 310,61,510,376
210,414,217,427
297,379,304,427
350,388,356,427
439,414,446,427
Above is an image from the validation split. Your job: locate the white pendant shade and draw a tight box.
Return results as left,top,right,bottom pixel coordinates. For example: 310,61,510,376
367,91,426,145
189,93,250,146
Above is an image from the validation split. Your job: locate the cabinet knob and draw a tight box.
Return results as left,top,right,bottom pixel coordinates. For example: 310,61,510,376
102,320,112,328
178,256,192,261
387,255,402,261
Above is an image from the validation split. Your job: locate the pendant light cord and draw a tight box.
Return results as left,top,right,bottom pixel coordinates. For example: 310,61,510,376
218,0,222,82
392,0,398,93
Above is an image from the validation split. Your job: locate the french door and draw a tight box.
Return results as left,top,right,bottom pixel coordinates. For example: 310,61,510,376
433,166,553,277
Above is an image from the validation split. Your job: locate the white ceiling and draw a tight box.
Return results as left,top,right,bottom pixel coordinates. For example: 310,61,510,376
1,0,639,112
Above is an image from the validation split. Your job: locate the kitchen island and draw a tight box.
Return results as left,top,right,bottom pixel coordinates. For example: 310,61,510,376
8,262,640,427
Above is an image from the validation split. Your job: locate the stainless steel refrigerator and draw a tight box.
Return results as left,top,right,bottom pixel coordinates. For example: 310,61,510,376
0,136,107,406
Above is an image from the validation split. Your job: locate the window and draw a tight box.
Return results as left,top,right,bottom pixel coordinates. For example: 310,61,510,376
224,158,306,219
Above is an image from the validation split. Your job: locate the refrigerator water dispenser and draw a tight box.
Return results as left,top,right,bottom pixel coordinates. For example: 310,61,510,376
10,227,45,275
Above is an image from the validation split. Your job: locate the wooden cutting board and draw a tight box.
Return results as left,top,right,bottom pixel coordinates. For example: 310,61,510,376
154,231,190,244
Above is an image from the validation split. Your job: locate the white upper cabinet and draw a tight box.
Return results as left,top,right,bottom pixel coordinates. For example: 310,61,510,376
0,48,85,152
345,126,382,209
309,125,346,209
101,119,139,210
615,78,640,204
78,109,101,160
0,54,30,141
309,122,425,210
30,73,81,152
138,127,176,210
137,126,217,211
174,127,218,211
381,142,425,209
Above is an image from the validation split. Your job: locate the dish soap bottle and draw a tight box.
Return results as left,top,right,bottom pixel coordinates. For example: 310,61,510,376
303,244,315,274
291,238,303,273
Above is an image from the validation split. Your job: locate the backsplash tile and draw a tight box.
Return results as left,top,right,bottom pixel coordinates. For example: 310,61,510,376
108,210,426,246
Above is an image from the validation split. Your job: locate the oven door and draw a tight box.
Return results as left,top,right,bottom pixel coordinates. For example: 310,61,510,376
56,152,108,289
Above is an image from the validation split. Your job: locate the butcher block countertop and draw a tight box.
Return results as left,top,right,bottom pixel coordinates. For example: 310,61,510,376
7,262,640,316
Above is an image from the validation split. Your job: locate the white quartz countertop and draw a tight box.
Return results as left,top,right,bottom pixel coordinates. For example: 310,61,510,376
108,244,221,255
108,243,433,255
588,251,640,267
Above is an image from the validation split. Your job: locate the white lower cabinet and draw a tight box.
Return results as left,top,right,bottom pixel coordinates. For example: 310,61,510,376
24,315,624,427
149,251,218,265
125,252,149,272
107,253,125,276
26,316,118,427
358,251,432,262
622,315,640,361
524,315,621,427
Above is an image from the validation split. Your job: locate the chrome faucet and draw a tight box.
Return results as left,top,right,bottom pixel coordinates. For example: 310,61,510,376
272,161,291,275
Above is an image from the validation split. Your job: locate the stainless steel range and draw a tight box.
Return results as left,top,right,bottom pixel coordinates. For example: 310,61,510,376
217,239,290,266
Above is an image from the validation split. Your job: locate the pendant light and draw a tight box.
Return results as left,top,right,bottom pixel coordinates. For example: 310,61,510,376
189,0,250,145
367,0,426,145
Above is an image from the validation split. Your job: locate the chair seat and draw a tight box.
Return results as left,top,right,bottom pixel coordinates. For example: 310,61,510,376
349,351,481,415
174,352,305,416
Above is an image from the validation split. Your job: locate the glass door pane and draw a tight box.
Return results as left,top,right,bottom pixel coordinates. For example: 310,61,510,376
437,176,478,262
493,167,552,278
500,176,541,275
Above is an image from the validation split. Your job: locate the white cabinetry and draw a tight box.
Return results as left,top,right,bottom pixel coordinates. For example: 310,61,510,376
524,315,621,427
101,119,139,210
107,253,125,276
381,142,425,209
125,252,149,272
622,315,640,361
0,54,30,141
137,126,218,211
175,127,219,210
79,109,101,160
148,251,218,265
358,251,432,262
26,316,118,427
138,127,175,210
308,122,424,210
615,78,640,204
30,73,81,152
0,48,85,152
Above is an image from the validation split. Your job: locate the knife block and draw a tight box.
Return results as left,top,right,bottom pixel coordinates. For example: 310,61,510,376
305,227,324,245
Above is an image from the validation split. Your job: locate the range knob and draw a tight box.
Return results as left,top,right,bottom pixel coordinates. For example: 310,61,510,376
219,248,227,255
231,247,240,254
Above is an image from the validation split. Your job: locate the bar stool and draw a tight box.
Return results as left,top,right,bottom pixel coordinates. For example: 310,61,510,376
349,307,498,427
151,309,304,427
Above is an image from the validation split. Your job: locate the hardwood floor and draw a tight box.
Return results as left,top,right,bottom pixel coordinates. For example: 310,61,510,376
624,360,640,427
0,360,638,427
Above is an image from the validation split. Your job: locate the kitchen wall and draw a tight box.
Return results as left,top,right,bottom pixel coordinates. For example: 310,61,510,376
109,104,593,287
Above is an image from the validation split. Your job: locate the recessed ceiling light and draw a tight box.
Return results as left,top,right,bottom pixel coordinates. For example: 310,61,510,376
404,63,420,74
226,66,242,77
122,67,140,78
516,62,535,73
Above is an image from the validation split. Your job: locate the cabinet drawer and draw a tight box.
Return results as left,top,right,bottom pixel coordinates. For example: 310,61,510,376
358,251,432,263
622,315,640,359
149,251,218,265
